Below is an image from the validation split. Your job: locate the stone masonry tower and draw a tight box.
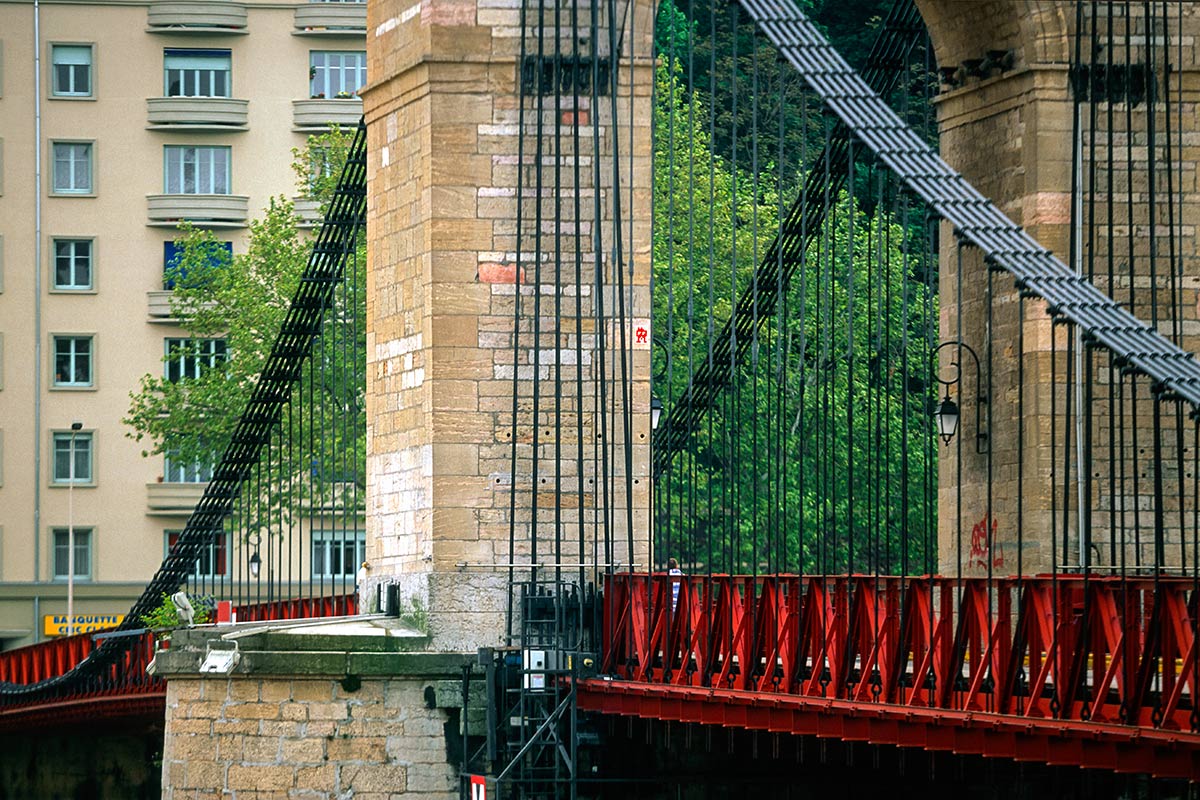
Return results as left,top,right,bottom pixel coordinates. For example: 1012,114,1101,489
920,1,1200,576
361,0,655,649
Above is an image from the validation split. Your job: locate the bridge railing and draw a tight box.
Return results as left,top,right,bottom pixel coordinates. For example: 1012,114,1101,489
0,594,356,721
603,573,1197,732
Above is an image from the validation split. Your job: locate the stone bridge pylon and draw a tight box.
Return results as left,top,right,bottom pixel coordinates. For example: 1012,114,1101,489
360,0,655,650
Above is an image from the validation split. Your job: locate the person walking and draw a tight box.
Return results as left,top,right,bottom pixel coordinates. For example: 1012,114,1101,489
668,558,683,612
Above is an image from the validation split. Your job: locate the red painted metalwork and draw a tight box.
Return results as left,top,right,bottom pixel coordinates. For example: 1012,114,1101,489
0,593,356,732
593,573,1200,777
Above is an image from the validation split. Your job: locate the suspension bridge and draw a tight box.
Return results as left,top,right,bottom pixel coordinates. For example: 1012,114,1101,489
3,0,1200,795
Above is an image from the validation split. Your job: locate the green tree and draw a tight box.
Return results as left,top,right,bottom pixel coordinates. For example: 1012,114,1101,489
651,29,939,575
124,127,365,525
654,0,893,176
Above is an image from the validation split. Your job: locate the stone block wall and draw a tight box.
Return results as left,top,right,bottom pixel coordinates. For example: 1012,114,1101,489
923,0,1200,575
362,0,654,648
161,674,456,799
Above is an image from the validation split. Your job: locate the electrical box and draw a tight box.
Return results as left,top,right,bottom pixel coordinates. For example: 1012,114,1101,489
523,649,546,689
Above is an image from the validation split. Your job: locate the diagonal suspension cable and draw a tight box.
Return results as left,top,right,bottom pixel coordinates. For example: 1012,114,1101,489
0,120,368,699
739,0,1200,414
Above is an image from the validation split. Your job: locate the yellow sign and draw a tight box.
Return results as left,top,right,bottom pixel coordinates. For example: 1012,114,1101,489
43,614,125,636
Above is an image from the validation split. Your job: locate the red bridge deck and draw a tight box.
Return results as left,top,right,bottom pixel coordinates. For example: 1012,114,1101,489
582,573,1200,779
0,595,355,732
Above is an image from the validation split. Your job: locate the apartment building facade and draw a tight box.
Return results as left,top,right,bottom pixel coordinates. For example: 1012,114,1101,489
0,0,366,649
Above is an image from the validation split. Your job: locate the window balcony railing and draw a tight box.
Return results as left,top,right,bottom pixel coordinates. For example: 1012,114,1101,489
147,194,249,228
147,97,249,130
294,2,366,35
292,97,363,131
147,1,248,33
146,480,207,515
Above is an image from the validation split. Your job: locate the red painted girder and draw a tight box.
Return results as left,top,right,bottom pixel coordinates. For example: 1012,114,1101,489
603,574,1200,744
0,593,358,731
576,679,1200,781
0,694,166,734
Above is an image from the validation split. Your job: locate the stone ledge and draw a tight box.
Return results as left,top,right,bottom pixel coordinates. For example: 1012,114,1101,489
151,615,473,680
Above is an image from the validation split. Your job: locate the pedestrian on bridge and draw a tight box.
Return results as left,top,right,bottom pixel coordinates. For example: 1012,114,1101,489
668,558,683,613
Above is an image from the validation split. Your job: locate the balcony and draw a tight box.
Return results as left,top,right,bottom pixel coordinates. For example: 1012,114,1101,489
294,197,322,228
147,0,247,33
146,481,206,515
147,194,249,228
147,290,177,321
294,2,366,36
147,97,249,130
292,98,363,131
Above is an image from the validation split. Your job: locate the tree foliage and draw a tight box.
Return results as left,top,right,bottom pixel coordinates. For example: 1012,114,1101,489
125,128,365,522
651,2,939,575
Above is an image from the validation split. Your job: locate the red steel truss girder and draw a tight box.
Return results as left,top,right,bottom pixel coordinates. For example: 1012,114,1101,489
0,694,167,734
575,679,1200,780
600,574,1200,765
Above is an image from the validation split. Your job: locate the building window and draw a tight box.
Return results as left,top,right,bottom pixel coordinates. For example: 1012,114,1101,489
163,240,231,290
312,530,364,578
53,335,92,386
51,45,92,97
163,452,213,483
309,51,365,98
165,337,227,382
306,146,339,190
165,531,228,578
52,142,93,194
164,145,230,195
52,431,92,484
52,528,91,580
53,239,93,290
164,49,231,98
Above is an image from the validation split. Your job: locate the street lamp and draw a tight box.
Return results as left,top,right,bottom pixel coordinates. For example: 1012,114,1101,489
650,396,663,431
934,395,960,445
932,341,988,454
66,420,83,637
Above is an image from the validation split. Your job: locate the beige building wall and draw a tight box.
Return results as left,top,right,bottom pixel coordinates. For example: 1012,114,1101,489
0,0,367,649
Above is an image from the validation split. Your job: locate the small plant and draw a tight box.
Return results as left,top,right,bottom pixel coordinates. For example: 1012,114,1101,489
311,92,326,99
141,592,213,631
334,90,353,99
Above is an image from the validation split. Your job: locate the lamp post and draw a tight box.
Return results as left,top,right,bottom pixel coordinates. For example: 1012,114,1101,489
650,396,663,431
932,341,988,454
66,420,82,636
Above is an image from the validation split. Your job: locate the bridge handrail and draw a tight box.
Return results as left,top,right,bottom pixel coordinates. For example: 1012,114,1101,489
0,594,356,709
602,572,1198,732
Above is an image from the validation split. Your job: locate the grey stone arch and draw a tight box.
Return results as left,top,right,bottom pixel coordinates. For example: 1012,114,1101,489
632,0,1072,71
913,0,1071,72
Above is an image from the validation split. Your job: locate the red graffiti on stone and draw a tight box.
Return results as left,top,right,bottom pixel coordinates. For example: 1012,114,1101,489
969,515,1004,571
636,327,648,344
